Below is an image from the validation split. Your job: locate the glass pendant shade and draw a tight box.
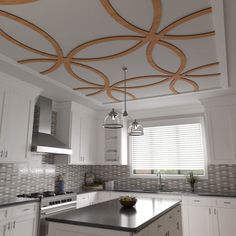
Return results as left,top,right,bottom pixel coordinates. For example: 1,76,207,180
103,108,123,129
128,120,144,136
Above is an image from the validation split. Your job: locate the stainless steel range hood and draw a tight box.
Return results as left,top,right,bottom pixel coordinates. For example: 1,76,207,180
31,96,72,155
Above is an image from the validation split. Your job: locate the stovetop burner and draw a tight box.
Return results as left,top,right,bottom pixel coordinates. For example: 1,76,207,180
17,191,75,199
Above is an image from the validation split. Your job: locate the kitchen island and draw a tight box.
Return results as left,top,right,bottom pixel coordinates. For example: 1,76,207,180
46,197,182,236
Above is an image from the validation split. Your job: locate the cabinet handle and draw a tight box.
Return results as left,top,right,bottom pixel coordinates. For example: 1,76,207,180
157,224,162,229
214,208,217,215
13,221,15,229
23,208,30,211
3,225,6,236
4,151,8,158
177,222,180,230
224,201,231,205
7,222,11,230
209,208,212,215
0,150,3,158
194,199,200,202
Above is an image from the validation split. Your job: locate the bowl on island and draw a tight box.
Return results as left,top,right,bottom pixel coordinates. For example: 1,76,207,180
119,196,137,207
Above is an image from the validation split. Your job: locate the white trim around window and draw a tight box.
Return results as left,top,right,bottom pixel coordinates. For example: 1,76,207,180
128,115,208,179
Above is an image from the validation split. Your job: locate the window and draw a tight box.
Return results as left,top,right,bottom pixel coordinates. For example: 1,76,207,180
129,116,207,177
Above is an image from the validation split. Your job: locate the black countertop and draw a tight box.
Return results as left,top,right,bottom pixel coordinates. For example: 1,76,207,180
0,197,40,208
46,197,180,232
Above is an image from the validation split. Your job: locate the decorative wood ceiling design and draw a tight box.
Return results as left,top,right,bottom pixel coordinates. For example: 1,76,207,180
0,0,37,4
0,0,224,103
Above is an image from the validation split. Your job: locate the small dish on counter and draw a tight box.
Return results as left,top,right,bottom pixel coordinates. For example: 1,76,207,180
119,196,137,207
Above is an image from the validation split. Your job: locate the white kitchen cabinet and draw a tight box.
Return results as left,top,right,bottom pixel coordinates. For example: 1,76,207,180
202,95,236,164
55,102,96,165
0,222,8,236
0,202,39,236
76,192,98,208
184,196,214,236
183,196,236,236
187,205,212,236
11,215,37,236
95,191,111,204
215,198,236,236
79,115,96,165
0,76,41,163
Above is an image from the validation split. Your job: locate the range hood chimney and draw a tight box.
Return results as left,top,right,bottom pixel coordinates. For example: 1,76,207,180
31,96,72,155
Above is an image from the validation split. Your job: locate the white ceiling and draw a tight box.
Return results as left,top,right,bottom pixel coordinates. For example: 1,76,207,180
0,0,230,110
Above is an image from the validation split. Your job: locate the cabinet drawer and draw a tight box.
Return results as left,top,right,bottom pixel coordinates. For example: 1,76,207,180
14,204,36,217
186,197,215,206
77,194,89,202
0,208,8,221
77,202,90,209
165,205,181,222
217,198,236,208
149,215,167,234
89,192,97,202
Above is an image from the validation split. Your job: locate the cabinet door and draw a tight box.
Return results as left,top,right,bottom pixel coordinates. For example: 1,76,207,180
80,116,95,165
0,87,7,159
11,216,37,236
169,220,182,236
70,110,82,164
206,106,236,163
187,205,212,236
0,222,8,236
96,192,111,204
3,88,32,162
216,207,236,236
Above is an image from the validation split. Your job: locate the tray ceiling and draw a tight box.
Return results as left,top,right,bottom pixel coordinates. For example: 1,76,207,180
0,0,227,105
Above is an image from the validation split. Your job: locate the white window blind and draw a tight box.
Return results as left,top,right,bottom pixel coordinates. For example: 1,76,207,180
130,118,206,176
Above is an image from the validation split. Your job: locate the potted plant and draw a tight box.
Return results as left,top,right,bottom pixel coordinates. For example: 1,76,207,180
186,172,199,193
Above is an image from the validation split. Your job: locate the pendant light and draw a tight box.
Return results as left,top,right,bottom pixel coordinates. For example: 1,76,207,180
103,67,144,136
103,108,123,129
128,119,144,136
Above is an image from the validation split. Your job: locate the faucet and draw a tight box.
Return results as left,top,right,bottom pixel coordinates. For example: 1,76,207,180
157,170,165,191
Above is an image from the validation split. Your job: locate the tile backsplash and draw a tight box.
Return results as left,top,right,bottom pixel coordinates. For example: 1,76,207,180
89,164,236,194
0,155,236,198
0,155,87,198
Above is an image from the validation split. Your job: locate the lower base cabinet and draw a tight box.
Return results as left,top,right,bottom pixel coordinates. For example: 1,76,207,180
187,205,212,236
216,207,236,236
0,202,39,236
11,215,37,236
183,196,236,236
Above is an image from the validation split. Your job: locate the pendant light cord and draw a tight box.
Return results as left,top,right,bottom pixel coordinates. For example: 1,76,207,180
123,67,128,117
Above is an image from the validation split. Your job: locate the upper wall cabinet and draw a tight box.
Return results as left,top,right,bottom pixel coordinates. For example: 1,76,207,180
55,102,96,165
0,74,41,163
202,95,236,164
96,113,127,165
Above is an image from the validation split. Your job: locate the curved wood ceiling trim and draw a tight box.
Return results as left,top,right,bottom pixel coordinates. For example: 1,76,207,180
0,0,220,102
0,0,37,4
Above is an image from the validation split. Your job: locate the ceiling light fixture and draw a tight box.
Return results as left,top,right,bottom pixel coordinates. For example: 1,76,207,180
103,67,144,136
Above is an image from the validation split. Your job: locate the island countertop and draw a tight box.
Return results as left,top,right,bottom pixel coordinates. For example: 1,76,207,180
46,197,181,232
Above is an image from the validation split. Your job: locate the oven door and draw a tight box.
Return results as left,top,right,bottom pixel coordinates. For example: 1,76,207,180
40,201,76,236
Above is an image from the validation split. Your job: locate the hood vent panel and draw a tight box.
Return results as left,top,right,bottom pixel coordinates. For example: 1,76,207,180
31,96,72,155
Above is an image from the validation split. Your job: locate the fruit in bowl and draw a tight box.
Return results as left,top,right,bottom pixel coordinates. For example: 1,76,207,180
119,196,137,207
